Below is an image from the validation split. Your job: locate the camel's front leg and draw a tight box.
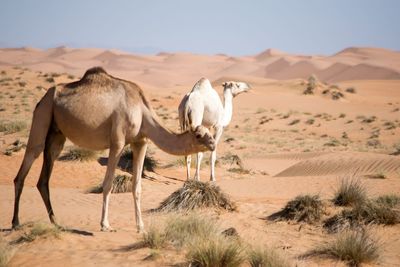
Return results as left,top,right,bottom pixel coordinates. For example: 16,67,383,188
210,127,223,182
193,152,203,181
185,155,191,180
100,142,124,231
131,140,147,233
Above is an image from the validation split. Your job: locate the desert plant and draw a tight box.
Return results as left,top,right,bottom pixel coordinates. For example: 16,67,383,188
345,87,356,94
155,180,236,212
87,174,132,194
248,246,290,267
312,230,379,266
0,120,27,134
0,238,14,267
187,236,245,267
324,195,400,232
164,214,219,248
14,222,61,243
142,224,168,249
120,147,158,172
333,179,366,206
288,119,300,125
59,147,99,161
269,194,325,223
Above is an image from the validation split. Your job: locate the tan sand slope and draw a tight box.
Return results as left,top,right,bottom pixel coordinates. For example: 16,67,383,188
275,152,400,177
1,46,400,87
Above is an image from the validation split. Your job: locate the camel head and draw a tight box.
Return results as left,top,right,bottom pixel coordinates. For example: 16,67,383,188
191,125,216,151
222,81,251,97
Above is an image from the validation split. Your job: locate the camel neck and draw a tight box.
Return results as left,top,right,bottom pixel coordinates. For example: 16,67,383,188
141,108,196,155
221,90,233,127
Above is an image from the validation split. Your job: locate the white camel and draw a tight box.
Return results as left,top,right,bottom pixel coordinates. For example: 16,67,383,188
178,78,250,181
12,67,216,232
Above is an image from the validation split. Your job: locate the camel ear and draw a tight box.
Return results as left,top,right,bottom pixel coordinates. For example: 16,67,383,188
222,82,227,88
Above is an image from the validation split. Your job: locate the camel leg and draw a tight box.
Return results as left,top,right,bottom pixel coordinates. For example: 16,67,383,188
131,140,147,232
100,142,124,231
210,127,223,182
37,127,66,226
185,155,191,180
194,152,203,181
12,145,44,228
12,89,55,229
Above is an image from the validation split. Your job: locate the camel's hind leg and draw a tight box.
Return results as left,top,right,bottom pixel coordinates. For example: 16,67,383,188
37,125,66,226
12,88,56,229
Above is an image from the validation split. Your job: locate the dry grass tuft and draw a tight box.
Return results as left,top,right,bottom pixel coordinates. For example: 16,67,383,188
120,147,158,173
0,237,15,267
59,147,99,162
0,120,27,134
269,194,325,223
164,214,219,248
186,236,245,267
333,178,367,206
142,224,168,249
310,230,379,266
13,221,61,244
248,246,290,267
324,194,400,232
155,180,237,212
87,174,132,194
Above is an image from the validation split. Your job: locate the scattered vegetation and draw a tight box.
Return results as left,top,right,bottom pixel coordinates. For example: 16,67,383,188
155,180,236,212
0,238,14,267
248,246,290,267
142,224,168,249
310,230,379,266
325,194,400,232
59,147,99,161
345,87,356,94
269,194,325,223
0,120,27,134
14,222,61,244
333,179,366,206
4,139,26,156
186,236,245,267
288,119,300,125
119,147,158,173
87,174,133,194
303,75,317,95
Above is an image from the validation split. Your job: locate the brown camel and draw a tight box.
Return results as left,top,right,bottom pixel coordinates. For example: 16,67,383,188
12,67,216,232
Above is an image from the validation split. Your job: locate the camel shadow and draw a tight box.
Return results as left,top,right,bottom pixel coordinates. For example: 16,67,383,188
61,227,94,236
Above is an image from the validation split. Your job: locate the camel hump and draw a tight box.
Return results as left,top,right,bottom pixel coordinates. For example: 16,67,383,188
192,77,212,92
82,67,108,78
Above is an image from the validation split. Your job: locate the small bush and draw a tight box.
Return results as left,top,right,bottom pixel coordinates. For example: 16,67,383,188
333,179,366,206
248,247,290,267
155,180,236,212
14,222,61,244
87,174,132,194
142,225,168,249
269,194,325,223
59,147,99,161
324,195,400,232
120,147,158,172
187,236,245,267
165,214,219,248
45,77,55,83
312,230,379,266
0,121,27,134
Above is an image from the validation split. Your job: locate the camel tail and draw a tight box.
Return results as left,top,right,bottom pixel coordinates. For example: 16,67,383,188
25,87,56,152
178,95,192,132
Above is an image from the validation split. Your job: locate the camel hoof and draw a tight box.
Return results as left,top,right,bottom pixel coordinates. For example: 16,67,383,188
101,226,116,232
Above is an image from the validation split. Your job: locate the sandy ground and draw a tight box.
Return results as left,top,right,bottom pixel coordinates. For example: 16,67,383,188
0,47,400,266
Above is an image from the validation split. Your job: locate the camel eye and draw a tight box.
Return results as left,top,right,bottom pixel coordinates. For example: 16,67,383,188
196,134,202,139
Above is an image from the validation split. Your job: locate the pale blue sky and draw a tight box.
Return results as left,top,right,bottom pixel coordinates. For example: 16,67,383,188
1,0,399,55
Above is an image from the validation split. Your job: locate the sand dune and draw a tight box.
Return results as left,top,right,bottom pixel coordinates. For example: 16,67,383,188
1,46,400,86
275,152,400,177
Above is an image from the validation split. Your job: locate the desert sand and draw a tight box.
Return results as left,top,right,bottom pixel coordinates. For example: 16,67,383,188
0,47,399,266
